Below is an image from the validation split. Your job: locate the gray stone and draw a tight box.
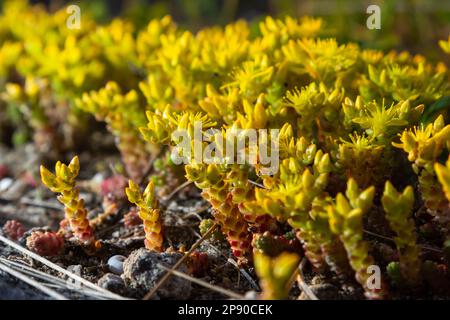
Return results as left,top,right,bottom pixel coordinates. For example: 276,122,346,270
122,248,191,299
98,273,126,295
67,264,83,274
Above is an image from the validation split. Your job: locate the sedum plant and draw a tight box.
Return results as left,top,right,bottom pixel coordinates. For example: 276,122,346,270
435,156,450,203
2,77,58,151
360,60,448,105
40,156,95,245
254,252,300,300
393,116,450,215
6,1,450,299
327,179,387,299
382,182,421,287
125,180,163,252
76,82,152,180
141,109,257,264
335,132,385,188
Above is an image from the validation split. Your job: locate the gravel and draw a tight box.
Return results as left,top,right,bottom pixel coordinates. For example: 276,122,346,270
122,248,192,299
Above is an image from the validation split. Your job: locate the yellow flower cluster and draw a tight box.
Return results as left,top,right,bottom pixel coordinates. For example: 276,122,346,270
76,82,151,180
393,116,450,213
4,0,450,298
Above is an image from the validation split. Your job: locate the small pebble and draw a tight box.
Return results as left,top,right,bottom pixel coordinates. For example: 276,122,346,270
98,273,126,295
79,192,93,204
0,178,13,192
244,291,259,300
67,265,83,275
91,173,105,185
108,255,126,274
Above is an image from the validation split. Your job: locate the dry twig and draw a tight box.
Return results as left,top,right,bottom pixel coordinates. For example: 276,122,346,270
162,180,193,203
0,260,68,300
0,257,115,299
363,229,443,253
0,235,130,300
158,264,245,299
296,258,318,300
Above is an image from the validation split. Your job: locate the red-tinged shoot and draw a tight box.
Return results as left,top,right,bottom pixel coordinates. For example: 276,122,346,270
40,156,95,244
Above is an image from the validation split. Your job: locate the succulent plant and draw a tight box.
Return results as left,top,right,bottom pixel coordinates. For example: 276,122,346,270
382,182,421,287
2,220,25,241
327,179,388,299
254,251,300,300
5,1,450,299
40,156,95,245
125,180,164,251
26,231,64,257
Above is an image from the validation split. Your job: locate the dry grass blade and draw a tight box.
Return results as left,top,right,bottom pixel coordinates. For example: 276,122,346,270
226,258,259,290
202,241,259,290
20,198,64,210
0,257,113,300
143,221,218,300
296,258,318,300
183,204,211,220
248,179,266,189
0,235,130,300
1,257,69,285
162,180,193,202
363,229,443,253
157,264,245,299
0,261,68,300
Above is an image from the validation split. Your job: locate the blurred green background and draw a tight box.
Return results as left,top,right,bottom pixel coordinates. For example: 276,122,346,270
2,0,450,61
